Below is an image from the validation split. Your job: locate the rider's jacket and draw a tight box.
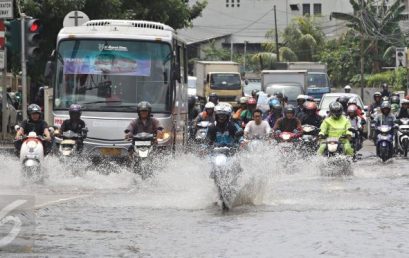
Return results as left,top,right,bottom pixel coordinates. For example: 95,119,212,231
374,114,396,127
60,119,86,134
20,119,48,136
299,113,323,128
319,115,352,138
207,120,243,146
126,117,161,137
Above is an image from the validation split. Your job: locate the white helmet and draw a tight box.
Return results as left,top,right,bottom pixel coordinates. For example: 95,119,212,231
344,85,351,90
401,99,409,105
214,103,232,117
297,94,307,100
204,102,215,109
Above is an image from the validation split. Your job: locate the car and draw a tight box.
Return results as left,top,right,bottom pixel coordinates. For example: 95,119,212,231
0,90,22,133
318,92,368,135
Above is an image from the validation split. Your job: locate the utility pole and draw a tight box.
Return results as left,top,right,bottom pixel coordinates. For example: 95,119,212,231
230,37,233,61
21,13,27,120
360,32,364,102
244,41,248,72
2,22,7,139
274,5,280,62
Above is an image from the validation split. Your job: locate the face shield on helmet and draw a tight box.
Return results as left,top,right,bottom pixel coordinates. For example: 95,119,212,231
374,92,382,102
284,105,295,118
214,104,232,124
381,101,391,115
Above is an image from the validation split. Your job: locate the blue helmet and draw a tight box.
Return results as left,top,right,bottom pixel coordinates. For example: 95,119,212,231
269,98,280,108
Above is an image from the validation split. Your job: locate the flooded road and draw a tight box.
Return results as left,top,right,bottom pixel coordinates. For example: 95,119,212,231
1,142,409,257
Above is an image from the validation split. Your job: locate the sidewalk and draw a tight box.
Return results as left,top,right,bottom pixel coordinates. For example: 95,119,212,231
0,133,15,155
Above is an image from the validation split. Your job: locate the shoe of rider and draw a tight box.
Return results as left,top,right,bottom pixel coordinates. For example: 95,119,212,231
244,109,271,140
15,104,52,156
273,105,302,134
207,104,243,147
317,101,354,156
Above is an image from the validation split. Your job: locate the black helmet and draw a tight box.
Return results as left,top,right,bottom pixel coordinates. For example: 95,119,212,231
329,101,343,119
390,95,400,105
69,104,82,119
137,101,152,114
337,95,349,107
27,103,41,117
208,93,219,105
188,95,196,107
284,105,295,114
275,92,283,100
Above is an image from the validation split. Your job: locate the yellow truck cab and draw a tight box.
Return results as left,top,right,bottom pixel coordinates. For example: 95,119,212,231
195,61,243,108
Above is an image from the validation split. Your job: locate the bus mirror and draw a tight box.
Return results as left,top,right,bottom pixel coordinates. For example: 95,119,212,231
44,61,55,86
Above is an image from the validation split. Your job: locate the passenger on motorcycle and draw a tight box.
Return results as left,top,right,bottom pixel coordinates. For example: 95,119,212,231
195,102,216,127
232,97,248,121
125,101,164,144
337,95,350,114
381,83,391,98
208,92,219,106
299,101,322,128
344,85,351,93
390,95,400,115
207,104,243,146
240,97,257,126
347,97,364,119
244,109,271,139
369,92,383,113
295,95,307,117
59,104,87,151
188,96,200,122
265,100,283,128
318,101,354,156
15,104,52,155
347,105,365,149
397,99,409,119
273,105,302,135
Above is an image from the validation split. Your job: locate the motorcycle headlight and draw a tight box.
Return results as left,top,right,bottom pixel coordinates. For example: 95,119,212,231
27,141,38,149
157,131,171,144
327,143,338,152
281,134,291,141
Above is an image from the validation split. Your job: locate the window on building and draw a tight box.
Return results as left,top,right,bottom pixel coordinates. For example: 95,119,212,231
290,4,299,11
226,0,229,7
313,3,322,15
303,4,310,16
237,0,240,7
231,0,234,7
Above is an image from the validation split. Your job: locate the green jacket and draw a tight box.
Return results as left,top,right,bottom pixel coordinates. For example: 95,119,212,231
319,115,352,138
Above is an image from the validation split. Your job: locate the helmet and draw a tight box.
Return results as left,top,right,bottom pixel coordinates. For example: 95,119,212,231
382,96,389,103
347,104,358,115
306,95,315,102
284,105,295,114
381,101,391,110
304,101,317,111
214,104,232,121
344,85,351,90
27,104,41,117
204,102,215,110
401,99,409,106
251,89,260,97
337,95,349,106
382,83,388,89
268,98,280,108
275,92,283,100
329,101,343,118
374,92,382,100
208,93,219,104
247,97,257,105
69,104,82,118
188,95,196,107
347,97,358,106
239,97,248,104
137,101,152,114
390,95,400,105
297,95,307,101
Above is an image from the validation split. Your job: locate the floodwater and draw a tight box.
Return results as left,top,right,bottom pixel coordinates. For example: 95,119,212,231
0,142,409,257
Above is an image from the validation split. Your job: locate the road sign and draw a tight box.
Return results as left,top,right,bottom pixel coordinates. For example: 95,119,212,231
63,11,89,27
0,0,13,19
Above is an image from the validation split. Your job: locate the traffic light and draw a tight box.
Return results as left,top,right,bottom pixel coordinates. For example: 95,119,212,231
396,47,407,68
25,18,41,60
4,19,21,57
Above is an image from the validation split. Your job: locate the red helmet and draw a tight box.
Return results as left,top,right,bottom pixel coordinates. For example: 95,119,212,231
304,101,317,111
247,97,257,105
347,104,358,114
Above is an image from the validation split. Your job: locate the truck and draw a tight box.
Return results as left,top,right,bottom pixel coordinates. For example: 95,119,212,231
195,61,242,108
287,62,331,101
261,70,308,105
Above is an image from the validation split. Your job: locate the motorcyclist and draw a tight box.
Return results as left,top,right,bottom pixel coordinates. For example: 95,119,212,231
251,89,260,101
206,104,243,146
195,102,216,128
369,91,382,113
337,95,350,114
244,109,271,140
299,101,322,128
397,99,409,119
240,97,257,126
208,92,219,106
188,96,200,122
344,85,351,93
381,83,391,98
347,97,364,119
295,95,307,117
317,101,354,156
265,100,283,128
390,95,400,115
374,101,396,127
14,104,52,156
273,105,302,135
232,97,248,121
125,101,164,141
346,104,365,151
59,104,87,151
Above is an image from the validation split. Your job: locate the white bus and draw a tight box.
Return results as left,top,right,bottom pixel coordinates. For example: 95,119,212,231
47,20,188,159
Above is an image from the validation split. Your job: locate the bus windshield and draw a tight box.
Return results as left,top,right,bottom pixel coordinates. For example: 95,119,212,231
307,73,328,88
54,39,173,112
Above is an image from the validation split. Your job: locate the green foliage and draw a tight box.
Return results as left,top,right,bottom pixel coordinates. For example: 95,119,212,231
366,68,407,90
201,40,230,61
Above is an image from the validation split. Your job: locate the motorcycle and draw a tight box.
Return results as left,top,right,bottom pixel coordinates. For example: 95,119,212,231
395,118,409,157
300,125,319,153
320,135,352,176
126,130,156,178
18,131,45,182
375,125,394,162
369,107,381,143
210,146,241,211
275,130,301,153
195,121,211,143
55,128,88,157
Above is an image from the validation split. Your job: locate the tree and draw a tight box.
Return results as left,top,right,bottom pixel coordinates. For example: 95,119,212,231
14,0,207,81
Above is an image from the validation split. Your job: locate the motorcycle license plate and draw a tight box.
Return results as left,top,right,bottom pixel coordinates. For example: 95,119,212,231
100,148,121,157
134,141,151,146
